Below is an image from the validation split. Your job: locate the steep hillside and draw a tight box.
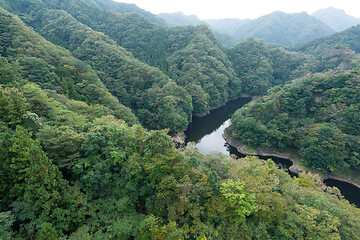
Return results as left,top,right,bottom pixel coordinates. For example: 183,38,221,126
233,11,334,46
227,39,313,95
167,27,241,111
312,7,360,31
0,7,136,123
89,0,166,26
0,0,244,130
0,0,197,132
156,14,245,47
227,38,360,96
69,6,241,105
228,69,360,175
295,24,360,55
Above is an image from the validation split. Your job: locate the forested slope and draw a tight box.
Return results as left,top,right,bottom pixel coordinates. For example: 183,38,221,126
1,82,359,239
233,11,334,46
0,1,195,132
227,38,360,95
227,39,312,95
229,69,360,174
0,0,244,129
294,24,360,55
3,0,355,129
0,0,360,239
0,7,136,123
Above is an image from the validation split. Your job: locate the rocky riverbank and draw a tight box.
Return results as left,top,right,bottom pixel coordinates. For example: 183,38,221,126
223,134,360,189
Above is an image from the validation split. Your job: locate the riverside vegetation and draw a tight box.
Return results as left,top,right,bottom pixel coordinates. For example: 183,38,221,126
0,0,360,239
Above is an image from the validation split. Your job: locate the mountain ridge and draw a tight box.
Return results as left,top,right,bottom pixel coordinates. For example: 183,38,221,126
157,10,336,47
312,7,360,31
232,11,334,46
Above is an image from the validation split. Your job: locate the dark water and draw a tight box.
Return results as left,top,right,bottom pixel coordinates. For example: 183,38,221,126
186,98,251,143
185,97,293,170
324,179,360,207
185,97,360,207
227,144,297,177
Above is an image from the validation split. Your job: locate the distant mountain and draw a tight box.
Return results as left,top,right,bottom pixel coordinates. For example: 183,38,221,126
157,13,243,47
312,7,360,32
203,18,250,35
233,11,334,46
158,12,204,26
212,31,238,47
294,24,360,55
88,0,166,26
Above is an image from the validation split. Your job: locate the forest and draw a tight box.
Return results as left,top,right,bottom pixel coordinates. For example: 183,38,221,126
229,69,360,172
0,0,360,239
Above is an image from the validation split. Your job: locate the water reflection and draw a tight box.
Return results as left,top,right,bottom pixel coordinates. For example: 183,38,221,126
185,98,251,144
185,97,360,207
185,97,293,170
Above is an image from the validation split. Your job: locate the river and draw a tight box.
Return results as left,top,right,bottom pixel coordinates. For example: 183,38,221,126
185,97,360,207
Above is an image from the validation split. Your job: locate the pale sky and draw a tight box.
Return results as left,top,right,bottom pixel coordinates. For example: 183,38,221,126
115,0,360,19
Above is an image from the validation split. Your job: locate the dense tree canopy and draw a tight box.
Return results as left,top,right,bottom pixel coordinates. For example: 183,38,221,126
229,68,360,172
1,0,360,238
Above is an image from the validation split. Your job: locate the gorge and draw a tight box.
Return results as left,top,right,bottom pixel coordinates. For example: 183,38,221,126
185,97,360,207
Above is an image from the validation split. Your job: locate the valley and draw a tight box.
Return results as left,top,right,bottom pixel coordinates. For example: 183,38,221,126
0,0,359,239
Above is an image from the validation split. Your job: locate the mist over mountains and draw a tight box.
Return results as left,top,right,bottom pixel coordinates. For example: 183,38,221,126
158,7,360,47
312,7,360,31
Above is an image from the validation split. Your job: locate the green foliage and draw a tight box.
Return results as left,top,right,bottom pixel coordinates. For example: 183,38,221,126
230,68,360,171
0,211,15,240
1,0,245,125
0,127,86,235
38,222,59,240
300,124,347,170
0,86,30,128
36,126,84,169
19,6,190,131
0,56,23,85
233,11,334,46
295,24,360,54
0,7,136,124
227,39,314,95
0,126,34,205
158,12,203,26
0,100,359,239
231,116,267,146
219,179,258,222
0,1,360,239
168,29,241,108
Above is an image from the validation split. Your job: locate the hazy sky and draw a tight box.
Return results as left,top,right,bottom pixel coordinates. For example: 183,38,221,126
115,0,360,19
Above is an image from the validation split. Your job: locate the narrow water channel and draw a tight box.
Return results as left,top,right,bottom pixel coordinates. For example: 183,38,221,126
185,97,360,207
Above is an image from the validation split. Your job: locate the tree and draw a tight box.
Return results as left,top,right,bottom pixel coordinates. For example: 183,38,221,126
0,211,15,240
38,222,59,240
0,86,30,128
278,204,341,240
300,124,346,170
0,126,85,235
219,179,258,223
